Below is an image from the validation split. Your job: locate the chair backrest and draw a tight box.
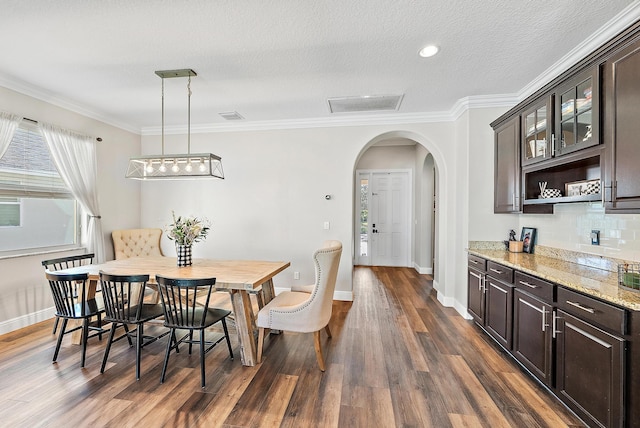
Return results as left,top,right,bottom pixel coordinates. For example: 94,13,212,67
155,275,216,329
42,253,95,271
99,272,151,323
45,271,95,318
299,240,342,332
112,228,163,259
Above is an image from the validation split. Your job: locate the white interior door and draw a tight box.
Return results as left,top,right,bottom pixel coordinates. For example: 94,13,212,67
356,170,410,267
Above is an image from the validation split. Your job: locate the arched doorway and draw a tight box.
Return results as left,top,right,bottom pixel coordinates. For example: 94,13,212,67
353,131,445,288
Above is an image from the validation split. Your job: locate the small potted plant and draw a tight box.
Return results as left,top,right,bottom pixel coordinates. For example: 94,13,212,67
166,212,210,266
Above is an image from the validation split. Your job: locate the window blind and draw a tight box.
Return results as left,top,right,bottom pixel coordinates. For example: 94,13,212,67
0,121,72,199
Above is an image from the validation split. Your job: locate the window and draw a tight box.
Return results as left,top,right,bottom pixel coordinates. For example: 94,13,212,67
0,121,79,253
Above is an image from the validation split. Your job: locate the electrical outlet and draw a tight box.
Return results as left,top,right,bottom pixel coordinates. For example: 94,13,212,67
591,230,600,245
294,271,300,280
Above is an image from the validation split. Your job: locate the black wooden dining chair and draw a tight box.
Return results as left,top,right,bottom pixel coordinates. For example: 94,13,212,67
42,253,96,335
45,271,106,367
156,275,234,388
99,272,169,380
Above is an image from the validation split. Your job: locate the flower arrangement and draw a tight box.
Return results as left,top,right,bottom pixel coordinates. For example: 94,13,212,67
166,212,210,246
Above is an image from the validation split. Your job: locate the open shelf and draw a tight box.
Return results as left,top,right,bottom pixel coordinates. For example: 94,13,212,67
524,193,601,205
522,150,601,213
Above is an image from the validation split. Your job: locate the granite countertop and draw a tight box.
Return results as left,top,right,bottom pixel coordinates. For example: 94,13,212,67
467,247,640,311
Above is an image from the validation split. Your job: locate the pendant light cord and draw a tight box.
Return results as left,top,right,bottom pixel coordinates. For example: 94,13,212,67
187,75,191,155
161,77,165,156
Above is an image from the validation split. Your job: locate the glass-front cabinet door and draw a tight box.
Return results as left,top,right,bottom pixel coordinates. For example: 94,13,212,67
555,67,599,156
522,96,553,166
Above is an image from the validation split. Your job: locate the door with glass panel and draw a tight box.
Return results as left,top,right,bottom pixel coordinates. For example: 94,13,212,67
555,67,599,156
522,96,553,166
356,170,410,267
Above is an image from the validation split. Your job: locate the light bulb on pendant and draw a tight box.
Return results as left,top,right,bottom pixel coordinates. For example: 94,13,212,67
198,158,207,172
171,160,179,173
185,159,193,172
145,161,154,173
159,160,167,172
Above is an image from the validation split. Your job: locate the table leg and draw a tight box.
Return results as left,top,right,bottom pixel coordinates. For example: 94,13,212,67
261,278,275,304
229,289,258,366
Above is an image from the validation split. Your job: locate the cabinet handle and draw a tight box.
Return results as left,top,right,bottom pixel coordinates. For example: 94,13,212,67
541,306,548,332
512,193,516,208
552,311,561,339
551,134,556,156
481,275,486,293
469,260,479,265
489,268,503,274
519,281,538,289
566,300,595,314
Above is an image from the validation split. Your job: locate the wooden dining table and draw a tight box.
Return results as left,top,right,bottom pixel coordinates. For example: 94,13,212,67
54,256,290,366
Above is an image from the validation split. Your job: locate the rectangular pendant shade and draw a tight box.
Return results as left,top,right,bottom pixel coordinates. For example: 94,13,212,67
126,153,224,180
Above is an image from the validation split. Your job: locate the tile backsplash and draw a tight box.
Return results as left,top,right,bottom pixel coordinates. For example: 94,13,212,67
523,202,640,262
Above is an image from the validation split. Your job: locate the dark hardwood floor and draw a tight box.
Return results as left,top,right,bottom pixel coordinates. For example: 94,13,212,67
0,266,584,427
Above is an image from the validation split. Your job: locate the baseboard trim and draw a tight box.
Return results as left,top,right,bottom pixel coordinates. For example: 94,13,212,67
0,307,55,335
436,290,472,320
413,263,433,275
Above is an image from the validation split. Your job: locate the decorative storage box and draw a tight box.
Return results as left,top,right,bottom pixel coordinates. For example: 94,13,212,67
541,188,562,198
618,264,640,291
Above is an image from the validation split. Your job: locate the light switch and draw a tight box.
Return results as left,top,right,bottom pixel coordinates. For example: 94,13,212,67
323,221,330,230
591,230,600,245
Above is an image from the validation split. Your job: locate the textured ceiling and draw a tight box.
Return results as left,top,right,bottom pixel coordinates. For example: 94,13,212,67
0,0,637,133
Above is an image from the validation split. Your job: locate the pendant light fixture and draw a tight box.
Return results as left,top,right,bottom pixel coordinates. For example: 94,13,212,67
126,69,224,180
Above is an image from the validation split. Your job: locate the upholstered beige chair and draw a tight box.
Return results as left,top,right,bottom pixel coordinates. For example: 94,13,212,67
256,240,342,371
112,228,164,259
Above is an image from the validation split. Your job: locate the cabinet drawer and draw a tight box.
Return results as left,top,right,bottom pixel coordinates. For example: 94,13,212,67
487,261,514,284
468,254,486,272
557,287,626,335
514,271,554,302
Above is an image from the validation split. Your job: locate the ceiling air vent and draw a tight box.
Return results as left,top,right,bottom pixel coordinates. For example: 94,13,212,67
327,94,403,113
219,111,244,120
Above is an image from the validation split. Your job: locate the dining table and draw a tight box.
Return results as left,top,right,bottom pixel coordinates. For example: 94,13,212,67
53,256,290,366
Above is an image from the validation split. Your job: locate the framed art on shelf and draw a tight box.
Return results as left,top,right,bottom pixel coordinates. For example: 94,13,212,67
521,227,537,253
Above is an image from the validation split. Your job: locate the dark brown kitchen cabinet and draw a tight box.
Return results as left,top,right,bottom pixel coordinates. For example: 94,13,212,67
494,116,521,213
512,289,553,386
467,264,486,324
555,309,624,428
485,276,514,350
522,96,553,167
603,35,640,213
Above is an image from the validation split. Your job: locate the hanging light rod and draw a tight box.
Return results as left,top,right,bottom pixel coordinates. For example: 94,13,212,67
126,68,224,180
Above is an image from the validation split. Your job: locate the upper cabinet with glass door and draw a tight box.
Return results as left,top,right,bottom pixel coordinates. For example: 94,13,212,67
555,68,599,156
522,95,553,166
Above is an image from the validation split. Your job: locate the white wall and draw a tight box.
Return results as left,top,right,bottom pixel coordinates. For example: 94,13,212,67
0,86,141,332
140,123,460,303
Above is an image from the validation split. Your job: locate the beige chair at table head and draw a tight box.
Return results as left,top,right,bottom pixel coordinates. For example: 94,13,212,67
256,240,342,371
112,228,164,259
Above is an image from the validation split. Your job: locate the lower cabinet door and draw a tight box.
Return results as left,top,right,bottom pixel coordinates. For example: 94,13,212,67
467,269,485,324
485,278,514,350
555,310,625,428
512,289,553,385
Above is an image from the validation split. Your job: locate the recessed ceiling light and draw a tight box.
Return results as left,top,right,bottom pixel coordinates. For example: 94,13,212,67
419,45,439,58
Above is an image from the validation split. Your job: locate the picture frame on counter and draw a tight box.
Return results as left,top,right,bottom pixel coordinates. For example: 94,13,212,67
521,227,536,253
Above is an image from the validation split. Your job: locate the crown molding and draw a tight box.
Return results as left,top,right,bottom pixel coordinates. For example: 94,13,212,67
141,94,520,135
0,73,140,134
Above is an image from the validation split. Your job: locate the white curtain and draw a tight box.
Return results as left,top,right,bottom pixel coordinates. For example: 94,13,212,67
0,112,22,159
39,122,106,263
